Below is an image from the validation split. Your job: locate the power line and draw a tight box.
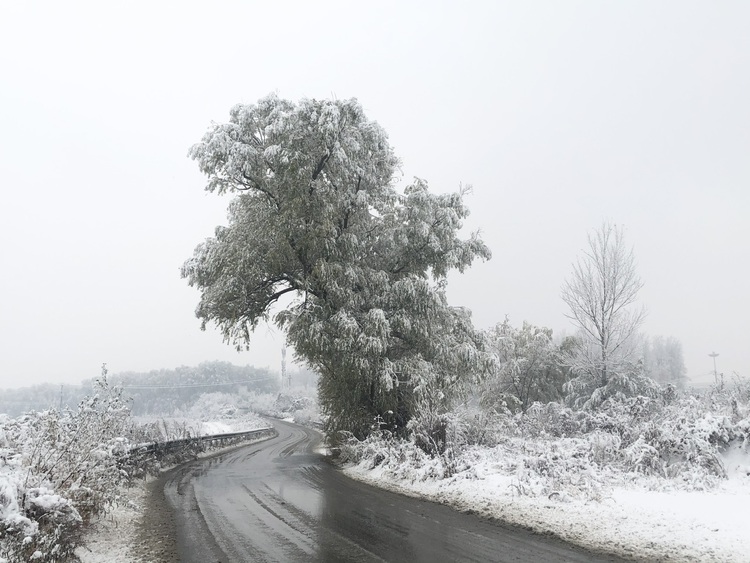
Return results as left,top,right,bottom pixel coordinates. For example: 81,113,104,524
3,376,279,395
119,376,278,390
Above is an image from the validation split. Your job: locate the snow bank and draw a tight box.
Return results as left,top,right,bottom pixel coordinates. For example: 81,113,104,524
344,442,750,562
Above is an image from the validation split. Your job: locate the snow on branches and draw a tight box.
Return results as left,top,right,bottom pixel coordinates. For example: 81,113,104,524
183,94,491,439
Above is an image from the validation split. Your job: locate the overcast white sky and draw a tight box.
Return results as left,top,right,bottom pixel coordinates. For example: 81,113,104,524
1,1,748,390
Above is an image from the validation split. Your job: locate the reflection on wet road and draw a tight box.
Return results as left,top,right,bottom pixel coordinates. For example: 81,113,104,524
163,420,626,563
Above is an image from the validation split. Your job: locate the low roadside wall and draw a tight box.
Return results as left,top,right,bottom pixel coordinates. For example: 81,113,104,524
126,427,278,470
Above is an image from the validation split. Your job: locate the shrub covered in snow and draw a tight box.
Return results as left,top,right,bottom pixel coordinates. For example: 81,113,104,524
342,381,750,502
0,371,138,561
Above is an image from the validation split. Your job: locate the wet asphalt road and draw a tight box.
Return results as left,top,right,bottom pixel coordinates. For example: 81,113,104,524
162,420,628,563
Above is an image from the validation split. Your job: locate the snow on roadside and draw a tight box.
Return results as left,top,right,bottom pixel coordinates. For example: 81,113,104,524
343,450,750,562
75,484,147,563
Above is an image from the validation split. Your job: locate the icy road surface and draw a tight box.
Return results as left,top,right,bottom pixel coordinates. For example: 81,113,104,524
162,419,626,562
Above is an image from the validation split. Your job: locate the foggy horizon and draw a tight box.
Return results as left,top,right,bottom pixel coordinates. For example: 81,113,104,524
1,2,748,391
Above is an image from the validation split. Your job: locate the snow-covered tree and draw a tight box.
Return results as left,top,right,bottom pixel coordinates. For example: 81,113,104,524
481,320,572,413
641,335,688,388
561,223,655,408
182,94,491,439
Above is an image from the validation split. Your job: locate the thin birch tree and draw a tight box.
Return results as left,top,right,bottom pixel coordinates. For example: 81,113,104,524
562,223,655,407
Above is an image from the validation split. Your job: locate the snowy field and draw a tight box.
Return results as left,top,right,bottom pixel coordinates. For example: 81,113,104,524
343,440,750,562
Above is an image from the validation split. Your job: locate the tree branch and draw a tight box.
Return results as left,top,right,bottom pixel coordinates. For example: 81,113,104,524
311,152,331,182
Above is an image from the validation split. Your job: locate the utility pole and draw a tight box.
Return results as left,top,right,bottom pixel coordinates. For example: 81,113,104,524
281,346,287,390
708,351,719,386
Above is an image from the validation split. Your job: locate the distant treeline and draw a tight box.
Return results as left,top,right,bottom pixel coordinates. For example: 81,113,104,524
0,361,297,417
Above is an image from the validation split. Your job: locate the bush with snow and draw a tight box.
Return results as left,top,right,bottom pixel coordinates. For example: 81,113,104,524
342,381,750,503
1,372,135,562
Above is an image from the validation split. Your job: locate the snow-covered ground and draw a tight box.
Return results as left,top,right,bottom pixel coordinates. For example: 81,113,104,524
344,444,750,562
74,485,147,563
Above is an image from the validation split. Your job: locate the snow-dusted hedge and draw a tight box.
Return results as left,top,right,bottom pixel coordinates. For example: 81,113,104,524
520,392,749,483
342,383,750,500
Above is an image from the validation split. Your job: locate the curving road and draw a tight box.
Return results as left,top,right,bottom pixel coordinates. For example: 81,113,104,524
161,420,627,563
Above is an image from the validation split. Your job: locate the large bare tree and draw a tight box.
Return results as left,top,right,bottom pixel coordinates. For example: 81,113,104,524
562,223,653,407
